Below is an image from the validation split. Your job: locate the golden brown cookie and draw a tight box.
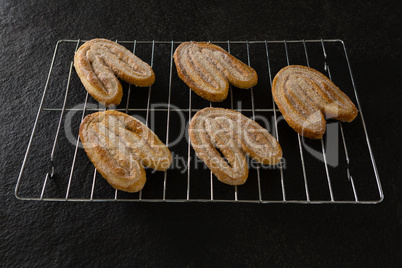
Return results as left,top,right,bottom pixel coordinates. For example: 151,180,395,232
74,39,155,107
189,108,282,185
173,42,258,102
272,65,358,139
79,110,172,193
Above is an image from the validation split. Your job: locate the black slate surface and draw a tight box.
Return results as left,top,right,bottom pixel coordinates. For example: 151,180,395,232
1,0,402,266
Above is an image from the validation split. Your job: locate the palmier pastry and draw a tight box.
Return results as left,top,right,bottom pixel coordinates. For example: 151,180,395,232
272,65,358,139
189,108,282,185
173,42,258,102
79,110,172,193
74,39,155,107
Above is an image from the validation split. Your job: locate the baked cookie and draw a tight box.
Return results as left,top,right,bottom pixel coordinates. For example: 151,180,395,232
74,39,155,107
189,107,282,185
79,110,172,192
272,65,358,139
174,42,258,102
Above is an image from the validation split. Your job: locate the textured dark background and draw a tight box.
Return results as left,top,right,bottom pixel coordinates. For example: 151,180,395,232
1,0,401,266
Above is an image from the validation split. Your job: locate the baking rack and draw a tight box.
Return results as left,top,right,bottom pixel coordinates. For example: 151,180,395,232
15,39,383,204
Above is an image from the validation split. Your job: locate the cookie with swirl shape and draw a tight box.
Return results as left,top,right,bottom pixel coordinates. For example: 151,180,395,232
174,42,258,102
189,107,282,186
79,110,172,193
272,65,358,139
74,39,155,107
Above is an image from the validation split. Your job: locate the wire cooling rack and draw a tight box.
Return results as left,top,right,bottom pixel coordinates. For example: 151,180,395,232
15,39,383,204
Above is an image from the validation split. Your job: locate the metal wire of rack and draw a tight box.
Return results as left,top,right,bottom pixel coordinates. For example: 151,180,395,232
15,39,383,204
